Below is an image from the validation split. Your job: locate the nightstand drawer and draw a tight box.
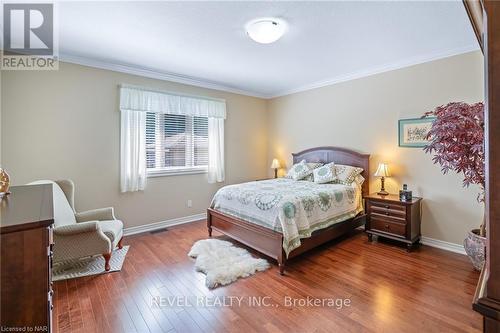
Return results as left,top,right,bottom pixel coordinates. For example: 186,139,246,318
371,217,406,237
370,211,406,223
369,201,406,214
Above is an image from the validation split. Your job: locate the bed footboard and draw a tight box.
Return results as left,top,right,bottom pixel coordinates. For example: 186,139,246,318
207,208,284,261
207,208,365,275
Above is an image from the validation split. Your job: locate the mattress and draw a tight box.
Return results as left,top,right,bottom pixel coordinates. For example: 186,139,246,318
210,178,364,256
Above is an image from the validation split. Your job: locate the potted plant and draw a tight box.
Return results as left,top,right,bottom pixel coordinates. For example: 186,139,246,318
423,101,485,270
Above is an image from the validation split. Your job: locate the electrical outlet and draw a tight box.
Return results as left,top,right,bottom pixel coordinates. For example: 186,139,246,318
187,200,192,208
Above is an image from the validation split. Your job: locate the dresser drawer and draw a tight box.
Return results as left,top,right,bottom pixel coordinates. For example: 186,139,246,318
370,217,406,237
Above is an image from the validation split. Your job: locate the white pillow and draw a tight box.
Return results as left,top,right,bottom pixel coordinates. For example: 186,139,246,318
334,164,364,185
307,162,324,170
303,174,314,182
286,160,313,180
313,162,337,184
353,174,365,186
303,162,324,181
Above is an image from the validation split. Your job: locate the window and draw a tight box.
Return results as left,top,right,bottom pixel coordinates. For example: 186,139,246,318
120,85,225,192
145,112,208,176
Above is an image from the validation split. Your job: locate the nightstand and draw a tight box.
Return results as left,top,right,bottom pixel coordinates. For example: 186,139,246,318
364,193,422,252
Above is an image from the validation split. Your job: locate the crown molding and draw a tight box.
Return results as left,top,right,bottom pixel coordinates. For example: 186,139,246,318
267,44,480,98
58,53,269,99
60,44,479,100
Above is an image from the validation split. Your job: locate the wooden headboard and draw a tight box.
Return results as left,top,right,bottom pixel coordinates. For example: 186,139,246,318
292,146,370,196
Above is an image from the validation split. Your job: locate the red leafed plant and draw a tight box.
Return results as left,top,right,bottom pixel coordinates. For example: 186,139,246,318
423,102,485,235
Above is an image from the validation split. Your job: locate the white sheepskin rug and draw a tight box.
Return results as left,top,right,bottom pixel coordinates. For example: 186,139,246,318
188,239,270,288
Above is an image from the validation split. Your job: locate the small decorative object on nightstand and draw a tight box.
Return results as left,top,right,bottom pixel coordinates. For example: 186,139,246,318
374,163,390,196
270,158,281,178
364,193,422,252
399,184,413,202
0,168,11,197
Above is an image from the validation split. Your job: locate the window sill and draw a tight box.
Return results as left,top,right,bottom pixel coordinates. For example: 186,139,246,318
147,167,208,178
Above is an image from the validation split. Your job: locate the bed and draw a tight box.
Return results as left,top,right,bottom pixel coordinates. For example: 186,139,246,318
207,146,370,274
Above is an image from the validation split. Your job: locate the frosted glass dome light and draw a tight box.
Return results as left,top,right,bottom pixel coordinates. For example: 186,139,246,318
245,18,287,44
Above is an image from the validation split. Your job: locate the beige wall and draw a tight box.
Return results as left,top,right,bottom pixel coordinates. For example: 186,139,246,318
0,70,2,166
267,51,484,245
1,62,268,228
1,51,484,245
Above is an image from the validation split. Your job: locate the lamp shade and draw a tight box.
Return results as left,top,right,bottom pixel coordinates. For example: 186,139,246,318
374,163,390,177
270,158,281,169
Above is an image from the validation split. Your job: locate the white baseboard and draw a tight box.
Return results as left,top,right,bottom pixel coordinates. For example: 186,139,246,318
123,213,205,236
421,236,466,255
124,215,466,255
356,226,465,255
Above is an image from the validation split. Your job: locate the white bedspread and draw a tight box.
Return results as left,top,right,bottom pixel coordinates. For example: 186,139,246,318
210,178,363,256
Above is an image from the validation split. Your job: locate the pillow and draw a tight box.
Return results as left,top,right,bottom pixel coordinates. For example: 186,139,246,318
353,174,365,186
302,162,323,181
303,174,314,182
307,162,324,170
334,164,364,185
313,162,337,184
285,160,313,180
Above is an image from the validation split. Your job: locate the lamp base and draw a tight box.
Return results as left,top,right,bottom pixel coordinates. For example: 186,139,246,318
377,177,389,196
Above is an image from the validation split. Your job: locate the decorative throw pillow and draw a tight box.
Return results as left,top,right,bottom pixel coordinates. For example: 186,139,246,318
353,174,365,186
313,162,337,184
303,174,314,182
334,164,364,185
302,162,323,181
285,160,313,180
307,162,324,170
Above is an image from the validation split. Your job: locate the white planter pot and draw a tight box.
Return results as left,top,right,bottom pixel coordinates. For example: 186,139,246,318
463,229,486,271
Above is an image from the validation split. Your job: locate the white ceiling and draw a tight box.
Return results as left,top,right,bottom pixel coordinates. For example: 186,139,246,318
58,1,479,98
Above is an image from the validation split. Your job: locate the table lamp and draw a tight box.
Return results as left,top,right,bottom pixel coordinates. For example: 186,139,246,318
270,158,281,178
374,163,390,196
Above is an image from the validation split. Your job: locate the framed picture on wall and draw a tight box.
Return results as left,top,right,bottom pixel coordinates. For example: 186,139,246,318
398,117,435,147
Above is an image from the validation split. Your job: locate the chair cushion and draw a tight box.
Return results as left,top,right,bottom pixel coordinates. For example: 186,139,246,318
98,220,124,244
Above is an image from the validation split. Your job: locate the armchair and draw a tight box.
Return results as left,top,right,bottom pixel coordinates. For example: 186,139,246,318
29,180,124,271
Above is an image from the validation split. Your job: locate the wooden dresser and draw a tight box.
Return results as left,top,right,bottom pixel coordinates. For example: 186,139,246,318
1,184,54,332
364,193,422,252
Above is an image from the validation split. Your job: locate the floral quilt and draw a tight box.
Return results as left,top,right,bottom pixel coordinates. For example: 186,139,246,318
210,178,364,257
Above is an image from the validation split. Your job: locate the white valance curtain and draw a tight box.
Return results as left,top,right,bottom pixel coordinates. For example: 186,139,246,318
119,85,226,118
119,85,226,192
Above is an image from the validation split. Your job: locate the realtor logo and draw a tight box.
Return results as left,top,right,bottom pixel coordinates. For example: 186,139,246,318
2,3,58,70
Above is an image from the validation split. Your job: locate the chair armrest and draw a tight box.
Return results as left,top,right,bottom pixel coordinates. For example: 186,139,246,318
52,222,111,262
54,221,99,236
75,207,116,222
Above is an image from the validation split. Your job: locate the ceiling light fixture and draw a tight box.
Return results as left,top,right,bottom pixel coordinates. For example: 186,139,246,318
245,17,287,44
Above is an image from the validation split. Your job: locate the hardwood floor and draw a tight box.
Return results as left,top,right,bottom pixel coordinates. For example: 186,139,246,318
53,220,481,333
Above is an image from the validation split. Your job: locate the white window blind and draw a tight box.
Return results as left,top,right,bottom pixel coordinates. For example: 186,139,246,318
145,112,209,174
